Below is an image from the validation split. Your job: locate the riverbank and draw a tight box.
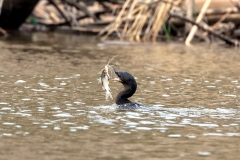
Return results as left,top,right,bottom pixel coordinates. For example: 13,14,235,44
1,0,240,46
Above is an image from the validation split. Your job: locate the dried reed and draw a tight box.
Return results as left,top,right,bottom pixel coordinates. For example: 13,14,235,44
98,0,174,42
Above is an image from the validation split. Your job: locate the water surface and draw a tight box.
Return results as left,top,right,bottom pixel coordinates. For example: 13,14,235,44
0,33,240,160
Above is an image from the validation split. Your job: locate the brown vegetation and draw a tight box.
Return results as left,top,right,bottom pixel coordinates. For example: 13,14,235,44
8,0,240,46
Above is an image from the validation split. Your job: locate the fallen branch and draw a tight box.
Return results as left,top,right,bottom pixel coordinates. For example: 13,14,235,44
49,0,71,25
169,11,239,46
202,11,231,37
185,0,212,46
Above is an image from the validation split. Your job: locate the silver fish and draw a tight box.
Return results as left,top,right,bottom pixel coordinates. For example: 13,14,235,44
98,56,118,100
98,65,113,100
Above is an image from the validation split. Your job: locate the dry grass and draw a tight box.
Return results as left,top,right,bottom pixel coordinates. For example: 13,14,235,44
98,0,174,42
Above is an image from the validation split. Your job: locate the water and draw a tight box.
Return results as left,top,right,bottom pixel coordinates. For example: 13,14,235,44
0,33,240,160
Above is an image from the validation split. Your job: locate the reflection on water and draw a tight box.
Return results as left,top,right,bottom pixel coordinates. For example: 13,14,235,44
0,32,240,160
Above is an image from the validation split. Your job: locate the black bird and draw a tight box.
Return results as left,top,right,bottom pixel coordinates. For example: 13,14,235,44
112,68,143,110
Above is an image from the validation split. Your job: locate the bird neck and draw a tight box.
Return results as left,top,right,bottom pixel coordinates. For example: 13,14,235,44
116,82,137,105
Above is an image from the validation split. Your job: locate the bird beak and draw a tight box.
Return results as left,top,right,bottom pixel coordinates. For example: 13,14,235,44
111,67,118,74
110,66,119,76
112,77,122,82
111,67,121,82
109,66,122,82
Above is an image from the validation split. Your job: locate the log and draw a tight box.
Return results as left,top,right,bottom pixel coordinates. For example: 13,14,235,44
185,0,235,9
170,11,239,46
205,7,239,15
170,12,240,26
207,13,240,24
0,0,40,29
